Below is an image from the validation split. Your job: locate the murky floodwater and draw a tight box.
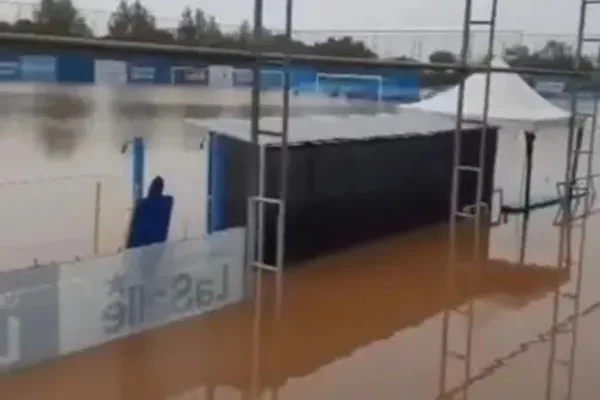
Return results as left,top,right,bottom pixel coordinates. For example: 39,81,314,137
0,84,394,269
0,85,599,399
0,212,598,400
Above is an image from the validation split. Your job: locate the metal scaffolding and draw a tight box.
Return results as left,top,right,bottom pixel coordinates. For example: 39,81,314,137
244,0,293,315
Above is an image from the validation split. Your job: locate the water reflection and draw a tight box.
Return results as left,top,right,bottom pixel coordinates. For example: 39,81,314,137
436,187,599,400
1,208,600,399
32,89,90,157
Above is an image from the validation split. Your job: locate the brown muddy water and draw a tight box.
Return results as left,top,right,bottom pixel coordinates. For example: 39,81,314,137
0,212,599,400
0,85,599,399
0,84,393,270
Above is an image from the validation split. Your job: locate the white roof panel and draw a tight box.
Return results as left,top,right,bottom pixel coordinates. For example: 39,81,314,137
186,110,483,146
400,57,570,130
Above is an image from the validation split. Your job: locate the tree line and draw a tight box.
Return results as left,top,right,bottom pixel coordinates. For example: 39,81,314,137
0,0,377,57
0,0,598,89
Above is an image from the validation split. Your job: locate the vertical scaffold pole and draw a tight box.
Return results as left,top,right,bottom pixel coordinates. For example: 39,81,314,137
247,1,265,398
556,0,587,266
439,0,499,397
247,1,293,398
246,0,264,300
246,0,291,308
439,0,472,397
276,0,293,315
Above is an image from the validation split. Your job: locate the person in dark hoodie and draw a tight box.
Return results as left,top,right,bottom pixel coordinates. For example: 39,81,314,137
126,175,174,249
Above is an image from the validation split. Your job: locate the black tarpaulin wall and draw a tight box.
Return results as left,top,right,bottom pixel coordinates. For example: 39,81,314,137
210,126,498,265
263,127,498,264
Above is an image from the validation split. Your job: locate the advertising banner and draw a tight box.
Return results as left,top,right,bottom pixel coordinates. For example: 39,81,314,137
58,228,245,355
535,80,565,97
128,65,158,83
127,57,172,84
170,66,210,85
0,228,245,372
20,54,57,82
0,53,20,82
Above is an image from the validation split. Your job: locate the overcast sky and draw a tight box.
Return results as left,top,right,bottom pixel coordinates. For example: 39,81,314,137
72,0,597,33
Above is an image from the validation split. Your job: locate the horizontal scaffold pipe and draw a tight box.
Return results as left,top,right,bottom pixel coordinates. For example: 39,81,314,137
0,32,595,79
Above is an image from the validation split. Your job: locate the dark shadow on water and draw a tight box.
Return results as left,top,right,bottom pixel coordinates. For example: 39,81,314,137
33,91,90,158
111,99,161,150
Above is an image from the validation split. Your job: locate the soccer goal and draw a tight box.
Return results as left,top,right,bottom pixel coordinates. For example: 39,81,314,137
170,66,209,85
315,72,384,101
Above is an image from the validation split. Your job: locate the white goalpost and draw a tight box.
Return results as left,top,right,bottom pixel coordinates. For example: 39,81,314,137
315,72,384,101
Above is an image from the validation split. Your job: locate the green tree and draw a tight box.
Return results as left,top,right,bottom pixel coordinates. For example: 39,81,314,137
235,19,253,47
176,7,223,46
107,0,173,43
31,0,92,36
311,36,376,58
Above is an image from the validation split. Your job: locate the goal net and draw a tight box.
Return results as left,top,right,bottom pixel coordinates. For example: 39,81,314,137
315,72,384,100
170,66,210,85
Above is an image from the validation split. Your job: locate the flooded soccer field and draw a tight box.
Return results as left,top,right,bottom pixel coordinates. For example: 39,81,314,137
0,85,599,399
0,84,391,269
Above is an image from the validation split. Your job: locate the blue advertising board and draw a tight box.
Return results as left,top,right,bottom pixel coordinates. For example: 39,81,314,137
126,56,172,84
0,52,20,82
20,54,57,83
56,53,94,84
0,50,421,102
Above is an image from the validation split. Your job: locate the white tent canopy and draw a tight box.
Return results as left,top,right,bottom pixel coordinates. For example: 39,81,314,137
401,57,571,129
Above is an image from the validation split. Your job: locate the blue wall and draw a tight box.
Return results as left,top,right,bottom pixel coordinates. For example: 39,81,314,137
0,50,421,102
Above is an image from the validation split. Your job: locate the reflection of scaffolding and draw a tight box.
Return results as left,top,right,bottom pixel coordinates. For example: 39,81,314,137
438,0,598,399
438,0,499,398
544,206,583,400
546,80,598,400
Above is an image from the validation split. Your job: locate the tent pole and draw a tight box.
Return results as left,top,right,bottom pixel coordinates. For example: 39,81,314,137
524,131,536,214
518,211,529,264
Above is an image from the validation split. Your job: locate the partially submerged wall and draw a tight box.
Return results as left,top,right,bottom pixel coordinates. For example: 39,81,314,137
265,127,498,263
210,126,498,265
